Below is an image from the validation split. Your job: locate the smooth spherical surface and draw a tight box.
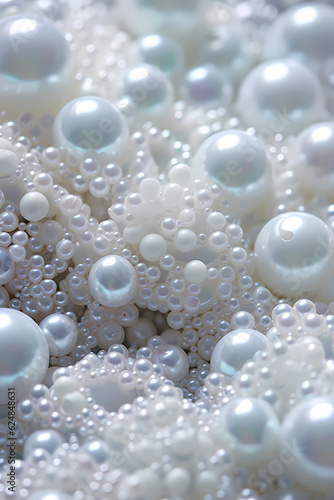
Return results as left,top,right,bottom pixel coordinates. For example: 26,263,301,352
181,65,232,108
152,344,189,382
23,429,64,459
19,191,49,222
281,397,334,494
0,149,18,177
80,439,110,463
184,260,207,284
0,246,14,285
139,233,167,261
192,130,272,212
54,96,129,166
39,313,78,356
237,59,325,136
125,317,157,348
0,309,49,404
96,320,125,350
221,397,280,466
254,212,334,297
88,255,138,308
210,328,270,378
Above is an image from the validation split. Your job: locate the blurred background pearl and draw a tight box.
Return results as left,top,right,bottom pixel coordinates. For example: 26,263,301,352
23,429,64,459
288,121,334,199
192,130,272,214
237,59,326,136
79,439,110,464
254,212,334,297
0,13,72,116
96,320,125,350
210,328,270,378
152,344,189,382
125,317,157,348
29,491,71,500
53,96,129,168
39,313,78,356
281,397,334,494
88,255,138,308
221,397,280,467
0,309,49,404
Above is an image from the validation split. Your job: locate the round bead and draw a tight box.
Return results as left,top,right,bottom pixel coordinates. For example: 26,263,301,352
184,260,207,284
181,64,232,108
0,247,15,285
173,229,197,252
125,317,157,348
281,397,334,494
152,344,189,382
88,255,138,308
254,212,334,297
23,429,64,459
80,439,110,463
0,309,49,404
96,320,125,350
139,233,167,262
0,149,19,177
53,96,129,166
19,192,49,222
237,59,325,136
210,328,270,378
39,313,77,356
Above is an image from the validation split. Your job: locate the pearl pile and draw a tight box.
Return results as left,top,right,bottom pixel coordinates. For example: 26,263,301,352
0,0,334,499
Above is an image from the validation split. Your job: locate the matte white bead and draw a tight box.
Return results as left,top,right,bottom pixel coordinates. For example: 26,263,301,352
19,192,49,222
184,260,207,284
139,233,167,262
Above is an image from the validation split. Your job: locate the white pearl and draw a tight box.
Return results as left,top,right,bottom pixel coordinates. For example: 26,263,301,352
0,309,49,404
281,397,334,494
79,439,110,463
181,64,232,108
192,130,272,214
221,397,280,467
139,233,167,262
0,247,15,285
39,313,77,356
23,429,64,459
96,320,125,350
152,344,189,382
125,317,157,348
0,14,72,116
54,96,129,167
237,59,326,136
254,212,334,297
0,149,19,177
210,328,270,378
88,255,137,308
184,260,207,284
19,191,50,222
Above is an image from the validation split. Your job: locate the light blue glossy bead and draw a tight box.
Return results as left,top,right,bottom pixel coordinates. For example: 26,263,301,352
181,65,232,108
23,429,64,459
39,313,78,356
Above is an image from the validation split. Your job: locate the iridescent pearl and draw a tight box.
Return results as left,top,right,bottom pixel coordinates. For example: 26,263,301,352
210,328,270,378
281,397,334,494
88,255,138,308
181,65,232,108
0,309,49,404
254,212,334,297
221,397,280,467
80,439,110,463
39,313,77,356
53,96,129,167
0,246,14,285
237,59,325,136
288,122,334,199
0,14,72,116
152,344,189,382
23,429,64,459
192,130,272,213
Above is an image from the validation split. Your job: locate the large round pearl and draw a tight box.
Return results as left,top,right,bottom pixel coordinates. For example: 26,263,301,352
192,130,272,213
152,344,189,382
281,397,334,494
0,246,14,285
263,4,334,70
88,255,138,308
220,397,280,467
39,313,78,356
23,429,64,459
53,96,129,167
0,14,72,116
181,64,232,109
254,212,334,297
288,121,334,199
237,59,325,136
0,309,49,404
210,328,270,378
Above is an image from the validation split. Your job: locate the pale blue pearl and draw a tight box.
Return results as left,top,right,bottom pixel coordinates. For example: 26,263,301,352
80,439,110,463
23,429,64,459
88,255,138,308
39,313,78,356
123,64,172,109
181,65,232,107
152,344,189,382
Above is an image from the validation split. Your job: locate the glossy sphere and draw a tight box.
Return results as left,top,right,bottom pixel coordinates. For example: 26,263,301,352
192,130,272,212
0,14,72,116
181,65,232,108
221,398,280,466
152,344,189,382
0,309,49,404
23,429,64,459
39,313,78,356
53,96,129,166
254,212,334,297
210,328,270,378
288,122,334,198
19,191,49,222
237,59,325,136
0,247,14,285
281,397,334,494
88,255,138,308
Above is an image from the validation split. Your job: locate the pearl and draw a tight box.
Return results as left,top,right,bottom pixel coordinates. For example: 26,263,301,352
139,233,167,262
23,429,64,459
184,260,207,284
192,130,272,213
281,397,334,494
237,59,325,136
125,317,157,348
210,328,270,378
80,439,110,463
0,149,18,177
19,191,50,222
221,397,280,467
152,344,189,382
88,255,138,308
53,96,129,167
0,309,49,404
96,320,125,350
39,313,78,356
0,247,14,285
254,212,334,297
0,14,72,116
181,65,232,108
